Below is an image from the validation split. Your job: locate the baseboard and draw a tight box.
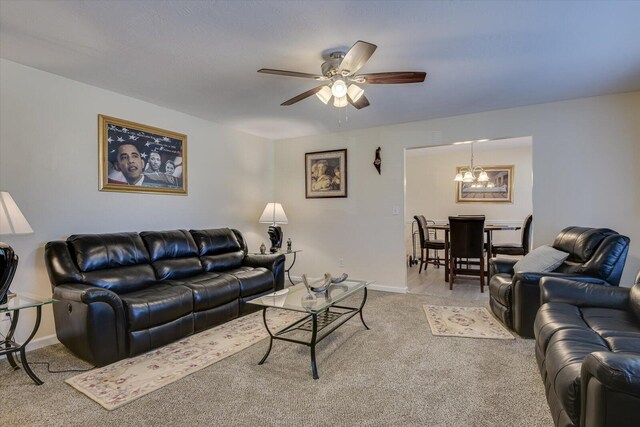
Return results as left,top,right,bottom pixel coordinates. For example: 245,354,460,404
289,276,407,294
0,334,59,360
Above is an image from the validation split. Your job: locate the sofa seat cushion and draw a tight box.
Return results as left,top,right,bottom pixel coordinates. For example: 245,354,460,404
534,303,592,353
173,272,240,311
544,328,609,425
605,336,640,353
224,267,274,297
581,307,640,339
121,282,194,331
489,273,513,306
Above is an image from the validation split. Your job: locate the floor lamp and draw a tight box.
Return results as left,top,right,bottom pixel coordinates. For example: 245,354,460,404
259,203,288,253
0,192,34,305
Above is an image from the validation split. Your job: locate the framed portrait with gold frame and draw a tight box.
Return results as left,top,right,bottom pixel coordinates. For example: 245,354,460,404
305,149,347,198
455,165,514,203
98,115,187,195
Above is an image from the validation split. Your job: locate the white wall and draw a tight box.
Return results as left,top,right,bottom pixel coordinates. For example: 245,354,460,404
275,91,640,292
406,144,533,250
0,59,274,341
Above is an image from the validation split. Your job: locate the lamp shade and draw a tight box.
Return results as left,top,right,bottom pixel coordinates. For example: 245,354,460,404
259,203,288,225
315,86,332,104
0,192,33,235
333,96,348,108
347,84,364,102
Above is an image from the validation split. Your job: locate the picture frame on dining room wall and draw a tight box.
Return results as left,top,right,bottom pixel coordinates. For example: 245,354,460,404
455,165,514,203
98,115,187,195
305,149,347,198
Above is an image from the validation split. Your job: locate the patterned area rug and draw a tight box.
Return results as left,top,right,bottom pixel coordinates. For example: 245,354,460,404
423,305,514,340
66,309,304,410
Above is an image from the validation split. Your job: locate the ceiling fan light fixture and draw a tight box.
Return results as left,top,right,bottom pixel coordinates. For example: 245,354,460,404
347,84,364,102
331,79,348,98
333,95,348,108
316,86,332,104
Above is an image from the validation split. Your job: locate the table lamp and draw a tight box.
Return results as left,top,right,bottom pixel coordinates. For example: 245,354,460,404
0,192,34,305
259,203,288,253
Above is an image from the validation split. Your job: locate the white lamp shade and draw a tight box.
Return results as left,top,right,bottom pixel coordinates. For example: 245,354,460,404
462,171,474,183
0,192,34,235
333,96,348,108
478,171,489,182
453,173,464,182
347,84,364,102
315,86,332,104
331,79,348,98
259,203,288,225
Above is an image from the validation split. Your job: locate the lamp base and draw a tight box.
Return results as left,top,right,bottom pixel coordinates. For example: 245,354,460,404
267,225,283,253
0,242,19,306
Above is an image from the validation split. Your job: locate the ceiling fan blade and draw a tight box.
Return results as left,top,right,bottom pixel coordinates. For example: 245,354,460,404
258,68,325,80
281,85,326,106
348,94,370,110
338,41,377,76
357,72,426,84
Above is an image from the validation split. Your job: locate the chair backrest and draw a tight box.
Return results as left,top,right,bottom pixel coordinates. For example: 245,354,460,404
448,216,486,259
0,242,19,302
552,226,630,285
414,215,437,245
521,214,533,253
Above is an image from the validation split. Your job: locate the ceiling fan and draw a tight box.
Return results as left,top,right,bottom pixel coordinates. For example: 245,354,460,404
258,40,426,109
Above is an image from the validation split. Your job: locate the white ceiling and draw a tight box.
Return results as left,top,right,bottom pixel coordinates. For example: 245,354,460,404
1,1,639,140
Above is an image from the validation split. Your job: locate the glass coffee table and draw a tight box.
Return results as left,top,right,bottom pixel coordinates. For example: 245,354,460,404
248,280,369,379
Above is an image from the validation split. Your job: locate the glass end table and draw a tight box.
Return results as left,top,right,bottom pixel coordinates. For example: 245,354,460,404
1,294,55,385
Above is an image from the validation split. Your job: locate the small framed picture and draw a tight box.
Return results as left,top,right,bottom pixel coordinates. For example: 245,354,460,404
456,165,514,203
305,149,347,198
98,115,187,195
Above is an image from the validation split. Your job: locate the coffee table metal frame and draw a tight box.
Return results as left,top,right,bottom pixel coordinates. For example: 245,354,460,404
250,281,369,379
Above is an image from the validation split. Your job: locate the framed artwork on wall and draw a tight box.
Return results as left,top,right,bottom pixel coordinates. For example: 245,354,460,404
98,115,187,195
305,149,347,198
456,165,514,203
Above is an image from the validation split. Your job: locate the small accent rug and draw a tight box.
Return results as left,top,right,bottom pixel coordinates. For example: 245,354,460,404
423,305,514,340
66,310,304,410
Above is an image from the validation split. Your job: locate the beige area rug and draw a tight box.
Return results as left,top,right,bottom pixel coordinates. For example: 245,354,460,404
423,305,514,340
66,309,304,410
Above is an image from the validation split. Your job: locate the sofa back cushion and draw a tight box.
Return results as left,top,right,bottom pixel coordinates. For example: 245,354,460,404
67,233,156,293
190,228,244,272
553,227,615,263
140,230,203,280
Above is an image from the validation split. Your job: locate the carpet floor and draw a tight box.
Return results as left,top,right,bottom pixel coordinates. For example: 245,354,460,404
1,290,553,426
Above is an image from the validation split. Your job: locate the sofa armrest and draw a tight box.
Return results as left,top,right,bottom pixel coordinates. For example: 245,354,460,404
489,257,517,275
581,352,640,426
52,284,127,366
540,277,629,308
242,254,286,291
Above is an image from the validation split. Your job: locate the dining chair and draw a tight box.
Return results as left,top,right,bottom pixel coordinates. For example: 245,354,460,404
414,215,445,273
492,214,533,256
448,215,486,292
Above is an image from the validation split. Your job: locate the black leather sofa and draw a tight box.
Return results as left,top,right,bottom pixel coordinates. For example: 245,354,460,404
489,227,630,338
534,273,640,427
45,228,285,367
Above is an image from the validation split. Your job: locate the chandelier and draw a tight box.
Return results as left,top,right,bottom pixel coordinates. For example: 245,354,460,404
453,141,489,184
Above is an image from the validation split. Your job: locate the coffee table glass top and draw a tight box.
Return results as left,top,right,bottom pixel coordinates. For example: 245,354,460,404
248,280,367,314
0,295,55,312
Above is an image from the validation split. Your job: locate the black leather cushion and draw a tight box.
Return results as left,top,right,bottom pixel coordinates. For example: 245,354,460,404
225,267,274,297
68,233,150,272
544,328,609,425
129,314,194,357
492,243,525,256
582,307,640,339
68,233,156,293
120,282,193,331
140,230,203,280
552,227,614,264
190,228,244,272
605,336,640,353
193,300,239,332
489,274,512,306
173,272,240,311
534,303,592,353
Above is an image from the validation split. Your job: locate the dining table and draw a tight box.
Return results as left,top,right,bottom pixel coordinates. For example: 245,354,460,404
427,223,521,282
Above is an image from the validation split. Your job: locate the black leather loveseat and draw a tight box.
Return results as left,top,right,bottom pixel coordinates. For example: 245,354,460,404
489,227,630,338
534,273,640,427
45,228,284,367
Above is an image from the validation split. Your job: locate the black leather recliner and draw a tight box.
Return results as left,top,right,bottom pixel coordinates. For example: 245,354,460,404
45,228,285,367
489,226,630,338
534,273,640,427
